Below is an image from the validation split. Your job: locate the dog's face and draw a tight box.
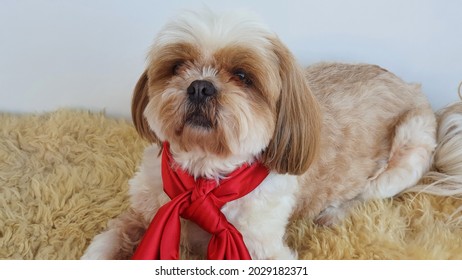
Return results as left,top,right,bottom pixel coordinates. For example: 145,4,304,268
132,11,321,175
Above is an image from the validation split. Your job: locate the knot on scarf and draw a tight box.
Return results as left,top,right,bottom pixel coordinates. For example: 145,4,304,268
131,142,270,260
181,180,227,235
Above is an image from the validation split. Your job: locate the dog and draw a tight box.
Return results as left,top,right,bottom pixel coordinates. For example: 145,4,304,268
82,10,462,260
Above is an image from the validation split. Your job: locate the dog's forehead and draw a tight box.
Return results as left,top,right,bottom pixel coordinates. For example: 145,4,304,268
155,10,274,53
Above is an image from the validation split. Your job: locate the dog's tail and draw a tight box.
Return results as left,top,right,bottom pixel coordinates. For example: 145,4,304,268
406,97,462,220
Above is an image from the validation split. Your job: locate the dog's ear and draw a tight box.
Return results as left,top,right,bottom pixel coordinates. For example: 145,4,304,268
261,37,321,175
131,71,160,144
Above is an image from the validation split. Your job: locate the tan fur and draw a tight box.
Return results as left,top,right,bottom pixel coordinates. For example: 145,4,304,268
296,63,436,221
132,70,159,144
260,38,322,175
408,102,462,199
432,102,462,176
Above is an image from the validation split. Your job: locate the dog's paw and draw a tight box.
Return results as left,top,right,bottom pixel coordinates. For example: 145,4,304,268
267,246,298,260
81,230,119,260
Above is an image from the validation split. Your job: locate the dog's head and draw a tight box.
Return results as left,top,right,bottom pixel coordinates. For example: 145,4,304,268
132,10,321,176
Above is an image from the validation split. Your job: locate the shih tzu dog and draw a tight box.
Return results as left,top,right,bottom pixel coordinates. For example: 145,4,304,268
82,10,462,260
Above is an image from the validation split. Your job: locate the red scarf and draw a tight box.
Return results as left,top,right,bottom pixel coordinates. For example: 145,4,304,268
132,142,269,260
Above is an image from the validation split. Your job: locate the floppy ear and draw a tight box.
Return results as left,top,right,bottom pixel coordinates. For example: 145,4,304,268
131,71,160,144
261,37,321,175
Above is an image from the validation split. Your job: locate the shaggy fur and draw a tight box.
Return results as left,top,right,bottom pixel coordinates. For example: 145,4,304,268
0,110,144,259
1,109,461,259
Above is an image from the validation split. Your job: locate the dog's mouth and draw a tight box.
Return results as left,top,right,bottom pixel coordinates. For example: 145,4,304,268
182,97,218,130
185,112,213,129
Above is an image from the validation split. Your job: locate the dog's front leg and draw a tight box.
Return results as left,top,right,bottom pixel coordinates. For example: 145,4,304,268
82,145,165,259
223,173,299,260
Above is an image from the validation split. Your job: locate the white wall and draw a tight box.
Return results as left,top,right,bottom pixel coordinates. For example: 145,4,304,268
1,0,461,119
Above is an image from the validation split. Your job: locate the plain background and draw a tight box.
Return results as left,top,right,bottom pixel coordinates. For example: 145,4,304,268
1,0,461,119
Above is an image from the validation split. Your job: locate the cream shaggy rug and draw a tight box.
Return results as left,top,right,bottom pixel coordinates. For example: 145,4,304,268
1,109,461,259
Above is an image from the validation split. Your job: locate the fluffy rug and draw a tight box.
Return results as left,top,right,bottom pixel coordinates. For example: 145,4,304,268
1,109,461,260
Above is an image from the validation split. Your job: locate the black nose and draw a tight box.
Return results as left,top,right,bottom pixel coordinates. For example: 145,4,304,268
187,80,217,102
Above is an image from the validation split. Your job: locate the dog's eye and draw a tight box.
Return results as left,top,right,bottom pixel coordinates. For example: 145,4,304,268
172,61,183,75
233,69,252,86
